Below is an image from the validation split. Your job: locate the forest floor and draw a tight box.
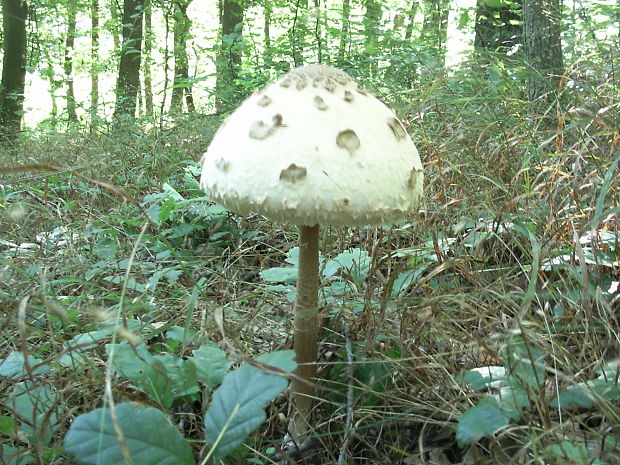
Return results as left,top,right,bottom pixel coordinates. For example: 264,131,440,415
1,64,619,464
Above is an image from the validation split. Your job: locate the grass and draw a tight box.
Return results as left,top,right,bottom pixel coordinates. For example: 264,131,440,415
1,58,619,464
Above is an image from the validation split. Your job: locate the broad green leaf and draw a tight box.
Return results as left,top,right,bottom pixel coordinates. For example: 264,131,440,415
503,338,545,391
64,403,195,465
0,352,50,378
153,354,200,398
190,344,231,387
260,266,298,284
551,378,620,409
204,350,296,460
0,415,17,434
323,248,370,281
166,325,198,345
107,343,154,379
543,441,597,465
456,397,510,447
1,445,34,465
461,366,507,391
11,382,60,446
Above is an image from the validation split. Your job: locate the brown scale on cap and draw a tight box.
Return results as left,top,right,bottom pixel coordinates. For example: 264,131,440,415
344,91,354,102
388,117,407,141
314,96,328,111
280,163,308,183
257,95,272,107
249,113,283,140
336,129,360,155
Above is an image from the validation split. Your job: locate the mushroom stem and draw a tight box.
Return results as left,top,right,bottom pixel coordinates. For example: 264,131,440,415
289,223,320,437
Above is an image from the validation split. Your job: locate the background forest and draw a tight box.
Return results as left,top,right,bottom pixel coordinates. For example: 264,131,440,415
1,0,619,464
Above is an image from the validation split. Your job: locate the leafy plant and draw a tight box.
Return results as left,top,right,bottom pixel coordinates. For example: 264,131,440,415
63,346,296,464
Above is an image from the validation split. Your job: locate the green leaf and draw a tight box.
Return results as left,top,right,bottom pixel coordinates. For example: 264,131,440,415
204,350,296,460
107,343,154,379
1,445,34,465
190,344,231,387
503,337,545,391
64,403,195,465
0,352,50,378
551,378,620,409
11,382,60,446
260,266,297,284
543,441,595,465
456,397,510,447
460,366,507,391
165,325,197,345
323,248,371,282
0,415,17,434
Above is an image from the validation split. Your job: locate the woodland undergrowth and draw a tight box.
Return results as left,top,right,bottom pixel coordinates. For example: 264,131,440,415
0,56,619,464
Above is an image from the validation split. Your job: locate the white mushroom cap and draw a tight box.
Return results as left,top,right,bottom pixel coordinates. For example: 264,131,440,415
200,64,423,227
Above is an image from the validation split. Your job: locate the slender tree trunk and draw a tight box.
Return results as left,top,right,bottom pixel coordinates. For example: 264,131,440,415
313,0,323,63
404,0,419,40
0,0,28,141
290,0,307,67
421,0,449,66
113,0,144,119
170,0,194,114
215,0,244,113
523,0,563,102
91,0,100,120
109,0,121,51
64,1,78,122
143,0,153,116
474,0,522,52
337,0,351,65
363,0,382,73
263,2,272,70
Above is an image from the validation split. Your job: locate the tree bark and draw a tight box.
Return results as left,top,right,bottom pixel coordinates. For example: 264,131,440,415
64,0,78,122
263,2,272,69
290,0,307,67
0,0,28,140
337,0,351,65
142,0,153,116
474,0,522,52
363,0,382,73
523,0,563,102
404,0,419,40
91,0,100,120
170,0,194,114
215,0,244,113
421,0,449,66
113,0,144,119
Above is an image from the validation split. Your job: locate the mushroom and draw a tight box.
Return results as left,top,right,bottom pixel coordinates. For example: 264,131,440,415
200,64,423,440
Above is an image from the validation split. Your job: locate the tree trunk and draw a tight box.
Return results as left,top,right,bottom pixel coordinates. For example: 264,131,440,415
109,0,121,51
215,0,244,113
0,0,28,141
363,0,382,73
523,0,563,102
290,0,307,67
337,0,351,65
91,0,100,120
421,0,449,66
170,0,194,114
404,0,419,40
142,0,153,116
474,0,522,52
263,2,272,70
64,0,78,122
113,0,144,119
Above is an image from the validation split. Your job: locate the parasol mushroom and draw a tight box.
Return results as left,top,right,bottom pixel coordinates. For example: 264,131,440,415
200,64,423,440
